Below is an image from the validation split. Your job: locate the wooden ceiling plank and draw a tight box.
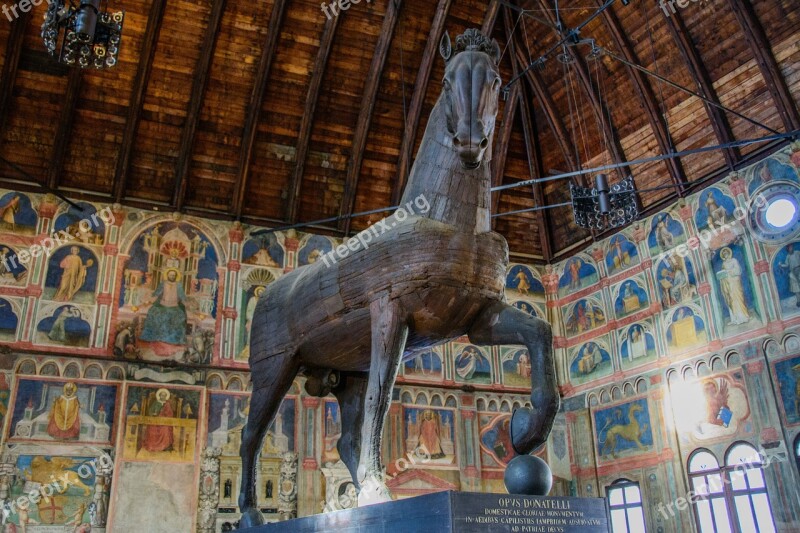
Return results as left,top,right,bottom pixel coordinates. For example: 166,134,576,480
391,0,453,205
0,14,31,147
47,69,82,190
339,0,404,235
534,0,627,180
481,0,501,36
598,2,686,193
173,0,229,211
232,0,288,218
663,10,739,167
725,0,800,132
285,13,341,224
504,7,550,260
113,0,168,202
490,83,520,218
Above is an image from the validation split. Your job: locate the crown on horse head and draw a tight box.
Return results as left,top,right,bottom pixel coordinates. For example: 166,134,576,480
454,29,494,55
440,28,501,64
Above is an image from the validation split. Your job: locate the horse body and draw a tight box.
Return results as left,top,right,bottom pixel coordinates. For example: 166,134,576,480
238,29,559,528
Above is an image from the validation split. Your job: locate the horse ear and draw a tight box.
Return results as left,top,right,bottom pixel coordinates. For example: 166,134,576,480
440,31,452,62
490,38,501,64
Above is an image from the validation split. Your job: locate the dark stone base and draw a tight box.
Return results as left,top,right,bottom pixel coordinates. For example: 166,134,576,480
244,491,610,532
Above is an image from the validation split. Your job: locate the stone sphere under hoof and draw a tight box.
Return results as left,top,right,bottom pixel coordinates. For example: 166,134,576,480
504,455,553,496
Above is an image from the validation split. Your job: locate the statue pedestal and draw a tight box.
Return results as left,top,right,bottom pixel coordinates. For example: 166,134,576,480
243,491,610,532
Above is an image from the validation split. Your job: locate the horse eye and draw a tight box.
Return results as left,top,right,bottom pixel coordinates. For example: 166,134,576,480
493,77,501,90
442,79,450,90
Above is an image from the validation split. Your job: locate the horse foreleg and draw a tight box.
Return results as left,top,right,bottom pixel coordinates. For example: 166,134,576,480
237,355,298,528
469,301,559,454
357,295,408,507
332,371,368,489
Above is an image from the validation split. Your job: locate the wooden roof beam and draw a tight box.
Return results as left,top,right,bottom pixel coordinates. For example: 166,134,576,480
662,10,738,167
339,0,404,235
113,0,168,202
534,0,628,181
285,13,341,223
390,0,453,205
725,0,800,132
504,7,551,260
47,69,82,190
598,2,687,194
0,14,31,147
232,0,288,218
173,0,229,211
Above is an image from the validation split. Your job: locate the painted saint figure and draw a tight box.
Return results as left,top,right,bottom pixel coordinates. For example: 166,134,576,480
514,270,530,294
142,388,174,452
0,195,19,229
418,410,444,459
47,382,81,439
48,306,81,343
54,247,93,302
706,195,728,228
578,343,601,375
628,326,647,360
655,217,675,250
779,243,800,307
140,269,188,345
717,247,750,325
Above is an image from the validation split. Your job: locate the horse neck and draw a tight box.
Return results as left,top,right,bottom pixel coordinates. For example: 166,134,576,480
400,98,493,234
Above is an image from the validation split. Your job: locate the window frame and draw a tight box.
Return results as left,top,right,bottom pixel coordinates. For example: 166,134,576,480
687,443,778,533
606,478,646,533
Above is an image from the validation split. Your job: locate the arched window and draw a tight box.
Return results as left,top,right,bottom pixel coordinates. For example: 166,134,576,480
725,442,776,533
606,479,646,533
687,444,777,533
688,449,732,533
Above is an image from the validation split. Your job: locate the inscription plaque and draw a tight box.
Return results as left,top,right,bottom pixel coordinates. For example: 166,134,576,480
245,491,609,533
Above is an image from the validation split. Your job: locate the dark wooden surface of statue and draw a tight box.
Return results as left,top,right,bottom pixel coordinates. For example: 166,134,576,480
237,28,559,528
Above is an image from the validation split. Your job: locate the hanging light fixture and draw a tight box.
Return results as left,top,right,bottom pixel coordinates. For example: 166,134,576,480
41,0,124,69
570,174,638,231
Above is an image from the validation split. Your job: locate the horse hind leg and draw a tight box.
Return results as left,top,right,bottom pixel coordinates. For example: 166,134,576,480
469,301,560,455
237,353,298,529
331,372,368,489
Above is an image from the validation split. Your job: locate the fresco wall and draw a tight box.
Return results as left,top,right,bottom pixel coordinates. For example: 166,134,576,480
0,144,796,531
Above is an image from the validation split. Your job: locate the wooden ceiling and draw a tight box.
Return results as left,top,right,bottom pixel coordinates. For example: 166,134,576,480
0,0,798,261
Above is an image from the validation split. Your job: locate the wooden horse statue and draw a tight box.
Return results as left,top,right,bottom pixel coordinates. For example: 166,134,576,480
238,28,559,527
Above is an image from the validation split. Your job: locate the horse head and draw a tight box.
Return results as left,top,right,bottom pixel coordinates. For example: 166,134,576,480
439,29,502,169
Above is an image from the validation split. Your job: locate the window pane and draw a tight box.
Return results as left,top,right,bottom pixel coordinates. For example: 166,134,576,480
729,468,747,491
610,508,628,532
708,473,725,494
692,476,709,496
690,451,720,472
734,495,756,533
745,467,765,489
752,493,776,533
695,500,715,533
625,485,642,504
728,443,760,466
608,487,624,506
627,507,645,533
711,497,733,533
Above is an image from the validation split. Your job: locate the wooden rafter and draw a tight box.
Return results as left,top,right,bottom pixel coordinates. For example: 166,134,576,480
113,0,168,202
285,13,341,223
481,0,501,35
173,0,229,211
390,0,453,205
47,69,82,190
534,0,627,180
663,10,739,167
339,0,404,235
0,14,30,146
491,83,520,218
503,7,550,259
598,2,687,193
509,33,578,175
726,0,800,132
232,0,288,218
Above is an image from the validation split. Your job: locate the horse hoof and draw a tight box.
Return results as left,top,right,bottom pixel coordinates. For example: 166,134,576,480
238,507,264,529
511,406,544,455
357,476,392,507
